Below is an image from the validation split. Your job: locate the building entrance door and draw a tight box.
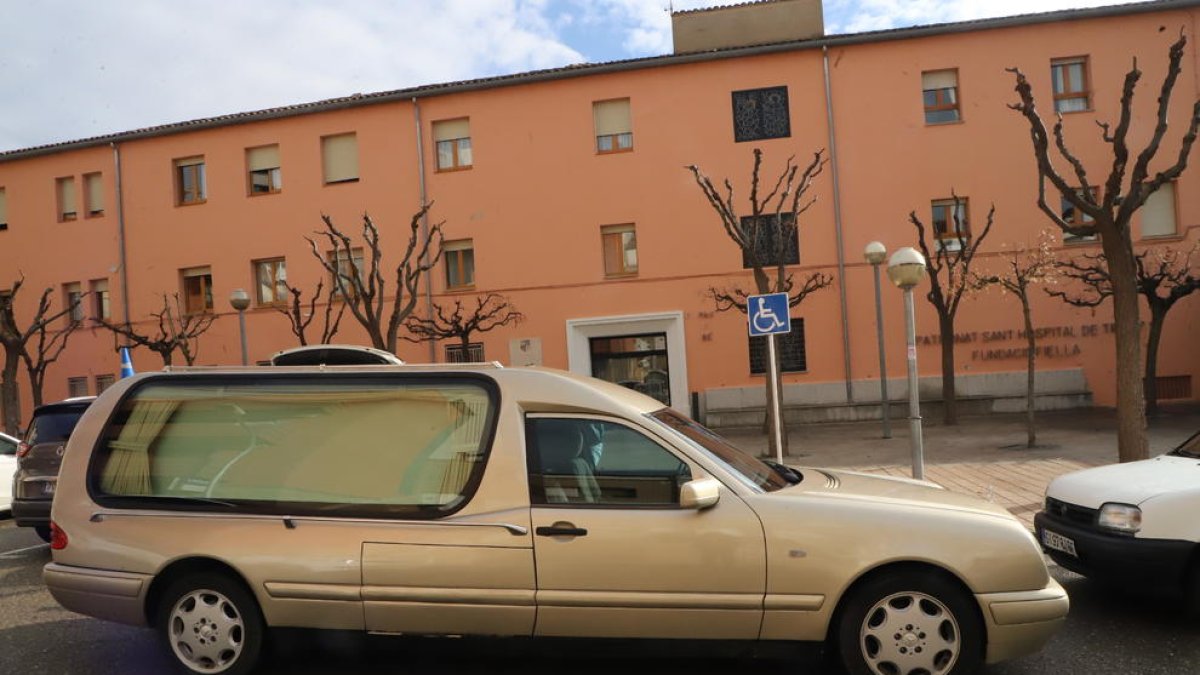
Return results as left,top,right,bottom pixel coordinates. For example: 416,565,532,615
588,333,670,405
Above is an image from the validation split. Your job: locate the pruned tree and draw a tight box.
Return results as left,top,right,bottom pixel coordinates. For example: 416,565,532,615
22,295,87,408
403,293,524,361
1047,243,1200,416
972,231,1059,448
909,195,996,425
686,148,833,455
96,293,216,366
307,204,443,355
275,278,346,346
1008,31,1200,461
0,277,85,434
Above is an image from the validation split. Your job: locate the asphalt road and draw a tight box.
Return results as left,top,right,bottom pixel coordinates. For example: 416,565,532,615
2,518,1197,675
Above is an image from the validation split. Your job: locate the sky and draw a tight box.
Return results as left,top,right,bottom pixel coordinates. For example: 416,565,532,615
0,0,1139,152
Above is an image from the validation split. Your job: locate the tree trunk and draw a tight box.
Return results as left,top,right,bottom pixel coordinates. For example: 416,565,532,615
1103,238,1149,462
1,347,22,435
29,369,44,408
939,314,957,425
1144,306,1166,417
1021,294,1037,448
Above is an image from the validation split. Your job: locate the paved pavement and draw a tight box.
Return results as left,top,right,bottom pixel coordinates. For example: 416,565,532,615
721,403,1200,530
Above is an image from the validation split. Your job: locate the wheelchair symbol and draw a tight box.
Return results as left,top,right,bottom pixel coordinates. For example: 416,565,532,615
751,296,787,334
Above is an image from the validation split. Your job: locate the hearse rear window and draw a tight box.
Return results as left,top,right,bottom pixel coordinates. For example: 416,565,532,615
90,376,496,517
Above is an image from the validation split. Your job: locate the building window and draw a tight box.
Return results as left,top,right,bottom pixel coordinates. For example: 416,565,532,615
732,86,790,143
444,239,475,289
247,144,282,195
67,377,89,398
601,224,638,277
749,318,807,374
57,176,77,221
0,187,7,231
95,374,115,394
322,133,359,184
1051,56,1091,113
83,172,104,217
922,70,960,124
593,99,633,153
175,157,207,205
740,213,799,268
254,258,288,305
445,343,484,363
90,278,111,319
931,198,970,251
1061,189,1097,244
63,282,84,323
181,266,213,313
433,119,472,171
1142,183,1178,238
328,248,364,297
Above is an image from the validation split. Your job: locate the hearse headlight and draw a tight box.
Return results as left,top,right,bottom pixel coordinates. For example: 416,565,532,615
1097,503,1141,533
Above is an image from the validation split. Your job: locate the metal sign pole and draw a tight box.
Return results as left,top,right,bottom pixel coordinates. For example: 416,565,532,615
767,333,784,465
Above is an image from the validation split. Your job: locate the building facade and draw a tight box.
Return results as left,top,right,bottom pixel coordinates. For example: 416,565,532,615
1,0,1198,431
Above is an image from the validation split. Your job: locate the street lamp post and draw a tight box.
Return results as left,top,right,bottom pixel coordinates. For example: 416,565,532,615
886,247,927,480
863,241,891,439
229,289,250,366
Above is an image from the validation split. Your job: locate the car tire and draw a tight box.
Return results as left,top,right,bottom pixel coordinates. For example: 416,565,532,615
1185,560,1200,619
156,572,264,675
836,569,984,675
34,525,52,543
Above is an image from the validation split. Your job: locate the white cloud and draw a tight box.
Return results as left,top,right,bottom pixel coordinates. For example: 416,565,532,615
824,0,1127,34
0,0,585,151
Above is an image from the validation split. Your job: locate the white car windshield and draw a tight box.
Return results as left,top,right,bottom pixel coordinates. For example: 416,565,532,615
648,408,793,492
1169,431,1200,459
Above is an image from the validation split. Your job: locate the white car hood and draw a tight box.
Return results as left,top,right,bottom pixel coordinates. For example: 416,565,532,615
1047,453,1200,508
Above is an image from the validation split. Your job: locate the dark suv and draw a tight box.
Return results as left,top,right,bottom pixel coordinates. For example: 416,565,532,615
12,397,93,541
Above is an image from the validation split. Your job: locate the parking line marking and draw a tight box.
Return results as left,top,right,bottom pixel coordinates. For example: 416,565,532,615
0,543,49,558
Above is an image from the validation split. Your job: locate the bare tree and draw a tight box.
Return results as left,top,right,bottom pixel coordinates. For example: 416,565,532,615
972,231,1059,448
22,296,87,408
686,148,833,455
1008,31,1200,461
1047,243,1200,416
275,278,346,346
307,205,443,355
909,196,996,425
96,294,216,366
0,277,84,434
403,293,524,360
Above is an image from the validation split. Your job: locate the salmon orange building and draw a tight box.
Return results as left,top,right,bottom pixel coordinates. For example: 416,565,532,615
1,0,1197,432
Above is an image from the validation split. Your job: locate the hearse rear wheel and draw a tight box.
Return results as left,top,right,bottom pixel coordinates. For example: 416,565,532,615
837,570,983,675
157,572,264,675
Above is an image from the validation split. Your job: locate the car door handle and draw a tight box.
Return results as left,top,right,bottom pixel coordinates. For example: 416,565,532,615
535,525,588,537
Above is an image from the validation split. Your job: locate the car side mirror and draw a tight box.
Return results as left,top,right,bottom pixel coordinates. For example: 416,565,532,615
680,477,721,510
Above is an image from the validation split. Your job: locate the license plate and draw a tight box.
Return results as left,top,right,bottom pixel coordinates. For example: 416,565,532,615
41,482,56,496
1041,528,1076,557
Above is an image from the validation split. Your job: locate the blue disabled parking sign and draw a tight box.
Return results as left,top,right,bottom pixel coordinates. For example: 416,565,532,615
747,292,791,336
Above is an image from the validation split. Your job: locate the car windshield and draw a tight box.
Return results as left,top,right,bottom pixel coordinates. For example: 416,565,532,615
25,410,85,445
648,408,791,492
1168,431,1200,459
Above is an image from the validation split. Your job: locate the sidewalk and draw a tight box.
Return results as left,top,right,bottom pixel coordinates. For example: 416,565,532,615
720,404,1200,530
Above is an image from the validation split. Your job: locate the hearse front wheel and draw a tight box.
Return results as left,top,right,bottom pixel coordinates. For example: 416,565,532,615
157,572,264,675
836,570,983,675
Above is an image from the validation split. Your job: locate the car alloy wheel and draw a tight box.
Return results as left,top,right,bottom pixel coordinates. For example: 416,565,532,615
159,573,263,675
837,570,982,675
860,591,960,674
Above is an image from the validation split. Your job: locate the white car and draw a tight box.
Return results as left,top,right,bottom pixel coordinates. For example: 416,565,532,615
1035,430,1200,611
0,431,18,514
